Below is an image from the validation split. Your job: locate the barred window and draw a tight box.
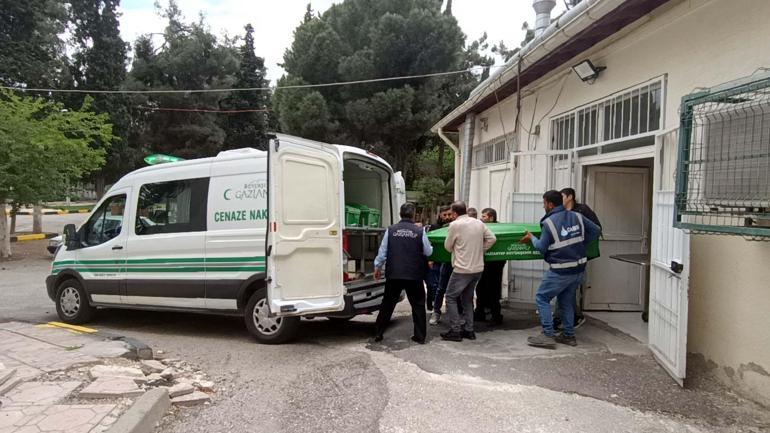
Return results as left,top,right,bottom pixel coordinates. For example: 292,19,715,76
551,80,663,156
473,135,513,167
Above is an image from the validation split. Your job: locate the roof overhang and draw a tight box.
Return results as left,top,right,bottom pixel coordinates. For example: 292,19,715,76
434,0,672,132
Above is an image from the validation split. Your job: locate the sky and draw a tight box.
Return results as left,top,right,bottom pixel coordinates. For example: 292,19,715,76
118,0,567,82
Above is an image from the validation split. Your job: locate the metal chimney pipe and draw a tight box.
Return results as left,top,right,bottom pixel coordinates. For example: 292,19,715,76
533,0,556,37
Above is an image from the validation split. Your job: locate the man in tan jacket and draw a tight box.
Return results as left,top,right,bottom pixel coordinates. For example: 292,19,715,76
440,201,497,342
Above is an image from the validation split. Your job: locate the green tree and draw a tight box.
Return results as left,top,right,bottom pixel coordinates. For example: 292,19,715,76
67,0,133,196
275,0,492,175
0,0,67,88
220,23,272,151
123,1,239,159
0,91,114,257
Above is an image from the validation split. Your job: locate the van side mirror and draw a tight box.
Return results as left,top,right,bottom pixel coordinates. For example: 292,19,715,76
64,224,80,250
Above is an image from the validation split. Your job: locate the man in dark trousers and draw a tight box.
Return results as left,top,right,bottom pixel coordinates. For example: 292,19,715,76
430,206,456,326
423,206,449,311
373,202,433,344
475,208,505,325
556,187,603,330
520,190,601,348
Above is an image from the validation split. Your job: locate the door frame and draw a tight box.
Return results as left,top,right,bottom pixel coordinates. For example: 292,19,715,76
582,164,652,311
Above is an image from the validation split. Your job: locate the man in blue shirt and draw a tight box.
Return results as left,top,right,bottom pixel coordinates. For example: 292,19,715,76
520,190,601,348
373,202,434,344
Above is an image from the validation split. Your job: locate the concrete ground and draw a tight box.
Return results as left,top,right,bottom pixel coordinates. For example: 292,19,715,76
2,241,769,433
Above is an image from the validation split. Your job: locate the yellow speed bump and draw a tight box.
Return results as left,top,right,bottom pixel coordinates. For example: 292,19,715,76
44,322,98,334
15,233,46,241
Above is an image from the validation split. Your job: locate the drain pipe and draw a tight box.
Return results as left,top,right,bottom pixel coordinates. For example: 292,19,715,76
437,127,461,199
459,113,476,203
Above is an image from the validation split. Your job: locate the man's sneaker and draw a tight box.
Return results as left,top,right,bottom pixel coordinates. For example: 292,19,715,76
461,330,476,340
373,334,383,343
440,330,463,342
527,333,556,349
411,336,426,344
429,312,441,326
555,334,577,346
574,316,587,329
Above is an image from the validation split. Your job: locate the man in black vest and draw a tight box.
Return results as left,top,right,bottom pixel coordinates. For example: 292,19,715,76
373,202,434,344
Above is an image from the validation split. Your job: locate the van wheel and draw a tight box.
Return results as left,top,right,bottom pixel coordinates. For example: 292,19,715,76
244,288,299,344
55,279,95,324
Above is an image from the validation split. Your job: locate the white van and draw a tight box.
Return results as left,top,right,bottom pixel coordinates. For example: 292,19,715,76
46,134,405,343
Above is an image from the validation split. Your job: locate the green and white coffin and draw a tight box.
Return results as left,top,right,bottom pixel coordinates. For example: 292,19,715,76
426,223,600,263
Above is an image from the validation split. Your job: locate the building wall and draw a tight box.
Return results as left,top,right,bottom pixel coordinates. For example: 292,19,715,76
454,0,770,404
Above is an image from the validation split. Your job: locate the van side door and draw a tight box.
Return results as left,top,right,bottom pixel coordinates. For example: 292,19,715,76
267,136,344,316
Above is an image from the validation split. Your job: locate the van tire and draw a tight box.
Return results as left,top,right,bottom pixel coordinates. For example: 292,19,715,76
55,279,95,324
244,288,300,344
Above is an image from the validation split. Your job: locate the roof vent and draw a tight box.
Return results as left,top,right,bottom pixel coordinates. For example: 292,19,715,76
533,0,556,37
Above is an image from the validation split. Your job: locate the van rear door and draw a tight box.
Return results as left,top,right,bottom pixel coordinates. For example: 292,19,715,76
267,135,344,316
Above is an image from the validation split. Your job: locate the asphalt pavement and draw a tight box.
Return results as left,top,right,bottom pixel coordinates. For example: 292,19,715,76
2,236,769,432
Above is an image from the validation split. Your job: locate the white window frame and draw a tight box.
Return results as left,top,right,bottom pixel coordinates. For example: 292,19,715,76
550,77,666,156
473,133,514,168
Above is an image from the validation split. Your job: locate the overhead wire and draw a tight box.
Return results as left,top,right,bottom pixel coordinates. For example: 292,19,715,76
0,65,507,95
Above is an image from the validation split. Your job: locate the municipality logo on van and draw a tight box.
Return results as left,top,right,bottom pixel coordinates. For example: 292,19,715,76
224,180,267,201
560,224,580,237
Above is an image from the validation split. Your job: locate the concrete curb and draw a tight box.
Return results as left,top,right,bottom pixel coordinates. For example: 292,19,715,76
107,388,171,433
10,232,58,242
13,209,91,215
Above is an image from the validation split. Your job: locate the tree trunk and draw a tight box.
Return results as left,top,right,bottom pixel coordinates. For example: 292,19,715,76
33,205,43,234
0,203,11,258
95,176,106,200
9,207,16,234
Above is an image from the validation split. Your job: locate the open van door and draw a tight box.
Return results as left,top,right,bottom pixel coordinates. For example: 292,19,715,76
267,135,345,316
394,171,407,209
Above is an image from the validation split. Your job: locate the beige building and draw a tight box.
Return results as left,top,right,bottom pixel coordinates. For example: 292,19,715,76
432,0,770,405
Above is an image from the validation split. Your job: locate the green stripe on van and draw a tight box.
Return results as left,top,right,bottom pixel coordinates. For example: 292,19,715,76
53,256,265,267
54,266,265,274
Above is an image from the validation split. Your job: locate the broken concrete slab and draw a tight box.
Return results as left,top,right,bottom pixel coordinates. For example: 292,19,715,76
168,383,195,398
89,365,147,383
160,368,175,380
171,391,211,407
80,377,145,399
195,380,215,393
1,381,81,406
79,340,134,359
140,360,165,375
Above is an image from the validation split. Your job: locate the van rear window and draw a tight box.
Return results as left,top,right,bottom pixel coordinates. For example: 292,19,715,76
135,177,209,235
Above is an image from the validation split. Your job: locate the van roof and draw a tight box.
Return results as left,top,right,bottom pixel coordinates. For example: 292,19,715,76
114,134,393,186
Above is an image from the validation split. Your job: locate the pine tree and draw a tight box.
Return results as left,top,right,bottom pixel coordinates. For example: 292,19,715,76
68,0,133,195
220,23,271,150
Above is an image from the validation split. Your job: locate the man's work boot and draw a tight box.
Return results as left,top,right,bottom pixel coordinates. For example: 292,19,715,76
461,330,476,340
429,312,441,326
527,333,556,349
440,330,463,342
555,334,577,346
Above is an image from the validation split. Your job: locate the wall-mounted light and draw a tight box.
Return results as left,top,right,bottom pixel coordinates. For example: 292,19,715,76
572,59,606,82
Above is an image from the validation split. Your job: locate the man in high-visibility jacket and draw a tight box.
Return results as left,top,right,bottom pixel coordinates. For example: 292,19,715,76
520,190,601,348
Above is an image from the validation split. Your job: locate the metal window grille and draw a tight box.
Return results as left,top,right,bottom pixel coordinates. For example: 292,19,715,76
550,79,663,156
473,134,513,167
675,74,770,239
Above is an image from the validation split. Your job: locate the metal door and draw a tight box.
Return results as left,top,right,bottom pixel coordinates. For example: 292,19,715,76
649,128,690,385
584,166,650,310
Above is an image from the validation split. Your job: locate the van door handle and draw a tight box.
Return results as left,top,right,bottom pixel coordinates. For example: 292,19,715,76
112,246,124,250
